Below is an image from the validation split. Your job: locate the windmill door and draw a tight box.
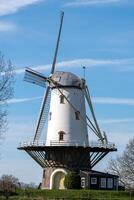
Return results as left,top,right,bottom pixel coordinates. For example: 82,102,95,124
52,171,65,189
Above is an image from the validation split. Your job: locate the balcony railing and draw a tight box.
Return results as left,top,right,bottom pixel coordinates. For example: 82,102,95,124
18,140,116,149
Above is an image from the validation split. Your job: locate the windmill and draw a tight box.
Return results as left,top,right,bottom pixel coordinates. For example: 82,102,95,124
18,12,117,190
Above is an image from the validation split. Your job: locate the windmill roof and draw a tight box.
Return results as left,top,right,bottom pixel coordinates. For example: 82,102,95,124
50,71,82,88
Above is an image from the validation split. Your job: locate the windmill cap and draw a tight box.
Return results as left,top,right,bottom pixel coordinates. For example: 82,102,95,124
50,71,82,88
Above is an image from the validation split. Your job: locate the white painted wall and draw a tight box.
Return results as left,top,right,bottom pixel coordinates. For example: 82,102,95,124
46,87,89,146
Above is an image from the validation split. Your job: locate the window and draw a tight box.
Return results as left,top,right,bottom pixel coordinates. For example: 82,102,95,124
114,178,118,189
114,178,117,186
100,178,106,188
81,177,86,188
75,111,80,120
107,178,113,189
91,177,97,185
60,95,64,104
58,131,65,141
43,170,45,178
49,112,52,120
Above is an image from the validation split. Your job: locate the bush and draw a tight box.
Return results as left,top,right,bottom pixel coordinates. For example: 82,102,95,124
64,172,81,189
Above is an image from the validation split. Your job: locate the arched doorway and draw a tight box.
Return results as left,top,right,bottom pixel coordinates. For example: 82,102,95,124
50,169,67,189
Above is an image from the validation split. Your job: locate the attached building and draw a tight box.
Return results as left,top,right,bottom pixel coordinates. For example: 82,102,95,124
80,170,118,190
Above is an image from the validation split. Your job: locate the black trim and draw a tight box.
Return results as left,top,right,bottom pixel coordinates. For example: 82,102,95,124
51,85,82,89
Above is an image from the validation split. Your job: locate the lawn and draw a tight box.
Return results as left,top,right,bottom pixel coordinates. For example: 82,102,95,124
0,189,134,200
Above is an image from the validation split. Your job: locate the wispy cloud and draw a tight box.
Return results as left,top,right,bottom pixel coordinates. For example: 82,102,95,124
2,96,134,107
99,118,134,124
64,0,120,7
15,57,134,74
0,96,42,105
0,0,42,16
0,21,16,32
92,97,134,106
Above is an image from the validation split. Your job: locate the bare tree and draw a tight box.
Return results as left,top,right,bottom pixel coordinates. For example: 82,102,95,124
0,174,19,199
19,181,37,189
0,53,14,137
107,137,134,189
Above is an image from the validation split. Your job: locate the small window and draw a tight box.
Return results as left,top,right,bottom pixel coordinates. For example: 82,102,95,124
75,111,80,120
81,177,86,188
91,177,97,185
60,95,64,104
107,178,113,189
100,178,106,188
58,131,65,141
114,178,117,187
49,112,52,120
43,170,45,178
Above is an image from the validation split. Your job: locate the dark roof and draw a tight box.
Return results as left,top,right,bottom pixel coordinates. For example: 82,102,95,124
81,170,118,178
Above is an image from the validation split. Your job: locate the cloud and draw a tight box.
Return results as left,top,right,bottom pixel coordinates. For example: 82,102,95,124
0,96,42,105
2,96,134,108
92,97,134,106
99,118,134,124
0,21,16,31
64,0,120,7
0,0,42,16
15,57,134,74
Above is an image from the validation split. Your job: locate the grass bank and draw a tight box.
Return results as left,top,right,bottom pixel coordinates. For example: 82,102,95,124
0,189,134,200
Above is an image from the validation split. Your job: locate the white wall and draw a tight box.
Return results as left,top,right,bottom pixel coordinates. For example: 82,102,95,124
46,87,89,146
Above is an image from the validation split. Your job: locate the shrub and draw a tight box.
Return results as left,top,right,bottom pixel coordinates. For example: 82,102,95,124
64,172,81,189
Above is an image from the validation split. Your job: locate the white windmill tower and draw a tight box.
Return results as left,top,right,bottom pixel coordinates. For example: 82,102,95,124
18,12,116,190
46,71,89,147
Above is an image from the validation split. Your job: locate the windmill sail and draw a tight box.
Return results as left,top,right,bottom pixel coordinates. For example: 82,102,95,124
33,12,64,141
23,67,50,141
33,86,51,141
24,68,47,87
51,11,64,74
103,131,108,144
83,85,104,142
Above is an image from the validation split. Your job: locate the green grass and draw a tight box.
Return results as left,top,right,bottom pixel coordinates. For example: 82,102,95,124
0,189,134,200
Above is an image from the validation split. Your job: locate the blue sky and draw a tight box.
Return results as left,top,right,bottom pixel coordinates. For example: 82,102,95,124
0,0,134,184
